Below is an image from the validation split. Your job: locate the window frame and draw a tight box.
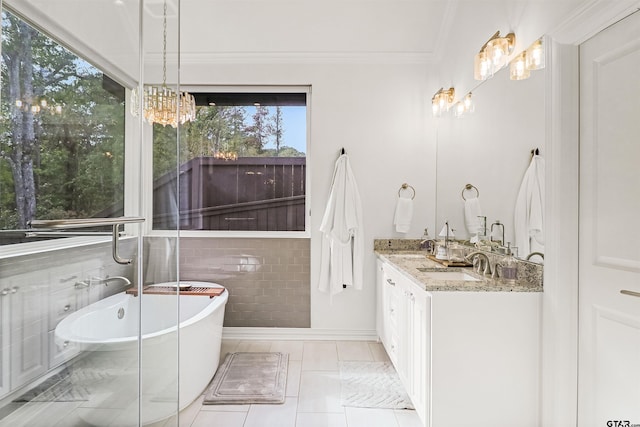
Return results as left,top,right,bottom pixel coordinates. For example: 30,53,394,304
143,85,311,239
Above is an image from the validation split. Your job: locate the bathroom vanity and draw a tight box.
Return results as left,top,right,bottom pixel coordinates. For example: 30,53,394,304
375,249,542,427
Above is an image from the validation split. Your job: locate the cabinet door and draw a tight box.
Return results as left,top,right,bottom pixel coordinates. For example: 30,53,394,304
0,291,10,398
409,290,430,424
9,272,48,391
380,263,402,366
395,278,411,390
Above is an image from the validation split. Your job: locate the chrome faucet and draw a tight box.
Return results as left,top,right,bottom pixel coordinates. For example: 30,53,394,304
74,281,90,289
465,251,493,276
93,276,132,286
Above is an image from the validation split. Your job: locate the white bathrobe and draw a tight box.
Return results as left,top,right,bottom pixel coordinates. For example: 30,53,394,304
318,154,364,297
514,155,545,258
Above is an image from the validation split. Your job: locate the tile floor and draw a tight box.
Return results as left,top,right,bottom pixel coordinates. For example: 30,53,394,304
0,340,423,427
155,339,422,427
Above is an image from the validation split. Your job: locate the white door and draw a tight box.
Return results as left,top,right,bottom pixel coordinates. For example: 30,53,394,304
578,10,640,426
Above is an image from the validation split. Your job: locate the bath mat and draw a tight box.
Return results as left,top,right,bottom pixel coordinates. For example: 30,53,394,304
13,367,110,403
203,352,288,405
339,361,414,410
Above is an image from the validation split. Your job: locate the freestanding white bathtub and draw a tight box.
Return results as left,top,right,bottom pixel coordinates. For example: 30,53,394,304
55,282,228,426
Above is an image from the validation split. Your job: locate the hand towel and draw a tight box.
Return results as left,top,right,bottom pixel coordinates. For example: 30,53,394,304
464,197,483,236
393,197,413,233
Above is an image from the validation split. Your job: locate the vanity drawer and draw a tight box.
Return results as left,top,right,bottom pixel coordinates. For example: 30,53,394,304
48,287,80,332
48,330,79,369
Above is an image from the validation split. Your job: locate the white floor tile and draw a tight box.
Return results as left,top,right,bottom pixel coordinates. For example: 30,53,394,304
200,403,250,412
243,397,298,427
190,410,247,427
295,412,348,427
297,371,342,413
345,407,400,427
174,395,206,426
2,339,420,427
286,360,302,397
369,342,391,362
270,340,304,360
336,341,373,361
394,409,423,427
302,342,338,371
235,341,273,353
1,402,82,427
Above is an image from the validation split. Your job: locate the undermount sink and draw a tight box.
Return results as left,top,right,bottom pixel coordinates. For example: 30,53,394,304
416,268,481,282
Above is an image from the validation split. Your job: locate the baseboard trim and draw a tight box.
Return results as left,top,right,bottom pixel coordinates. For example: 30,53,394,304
222,327,379,341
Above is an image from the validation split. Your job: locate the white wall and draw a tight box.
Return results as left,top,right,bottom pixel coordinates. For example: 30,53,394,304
182,60,436,331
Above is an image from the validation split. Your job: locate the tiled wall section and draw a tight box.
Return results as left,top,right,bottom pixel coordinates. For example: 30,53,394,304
175,238,310,328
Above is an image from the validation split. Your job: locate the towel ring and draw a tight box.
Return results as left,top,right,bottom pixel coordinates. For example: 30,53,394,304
461,184,479,201
398,183,415,200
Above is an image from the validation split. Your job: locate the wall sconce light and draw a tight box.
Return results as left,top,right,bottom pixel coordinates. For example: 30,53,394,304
474,31,516,81
431,87,455,117
453,92,474,118
509,38,545,80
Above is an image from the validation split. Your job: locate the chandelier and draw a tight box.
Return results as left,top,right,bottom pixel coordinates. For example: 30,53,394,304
131,0,196,128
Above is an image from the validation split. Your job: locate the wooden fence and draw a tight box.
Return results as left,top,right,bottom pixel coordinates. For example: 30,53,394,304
153,157,306,231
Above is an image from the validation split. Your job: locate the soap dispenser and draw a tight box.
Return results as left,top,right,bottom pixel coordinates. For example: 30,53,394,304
499,243,518,283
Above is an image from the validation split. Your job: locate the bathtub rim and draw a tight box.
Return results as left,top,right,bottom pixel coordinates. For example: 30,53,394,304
54,281,228,346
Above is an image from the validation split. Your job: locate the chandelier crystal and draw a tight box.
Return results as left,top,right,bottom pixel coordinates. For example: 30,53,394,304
131,0,196,128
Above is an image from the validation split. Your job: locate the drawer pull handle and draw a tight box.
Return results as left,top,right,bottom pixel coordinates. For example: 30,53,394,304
386,278,396,286
64,304,71,312
1,288,9,296
621,290,640,298
11,287,18,294
63,341,69,348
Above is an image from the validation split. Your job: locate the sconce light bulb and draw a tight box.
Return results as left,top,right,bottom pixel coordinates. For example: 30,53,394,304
463,94,472,109
474,51,492,81
432,98,440,117
526,39,545,70
510,52,530,80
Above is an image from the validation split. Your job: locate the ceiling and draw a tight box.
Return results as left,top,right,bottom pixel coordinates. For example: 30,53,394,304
4,0,596,87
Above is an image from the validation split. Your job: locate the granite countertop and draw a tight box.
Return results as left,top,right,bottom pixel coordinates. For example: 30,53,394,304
376,250,543,293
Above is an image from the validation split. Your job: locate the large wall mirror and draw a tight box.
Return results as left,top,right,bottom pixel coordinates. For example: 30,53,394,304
434,51,546,261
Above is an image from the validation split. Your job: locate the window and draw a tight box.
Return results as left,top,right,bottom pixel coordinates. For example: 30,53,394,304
0,10,126,245
152,90,308,233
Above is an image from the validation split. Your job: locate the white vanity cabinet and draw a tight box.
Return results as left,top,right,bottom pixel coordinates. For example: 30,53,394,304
5,272,49,395
376,259,430,423
377,255,541,427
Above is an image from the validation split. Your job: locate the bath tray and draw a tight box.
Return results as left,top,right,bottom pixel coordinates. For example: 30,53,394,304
426,254,473,267
126,286,225,298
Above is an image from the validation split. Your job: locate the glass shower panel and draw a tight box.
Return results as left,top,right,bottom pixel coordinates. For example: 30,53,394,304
0,0,181,425
140,0,180,425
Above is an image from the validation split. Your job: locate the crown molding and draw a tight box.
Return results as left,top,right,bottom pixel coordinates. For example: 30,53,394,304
550,0,640,45
177,51,436,65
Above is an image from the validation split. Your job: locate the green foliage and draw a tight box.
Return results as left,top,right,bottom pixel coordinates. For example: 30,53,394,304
0,10,125,230
172,104,304,165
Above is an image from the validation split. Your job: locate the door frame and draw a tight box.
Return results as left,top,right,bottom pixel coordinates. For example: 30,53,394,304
543,2,640,426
